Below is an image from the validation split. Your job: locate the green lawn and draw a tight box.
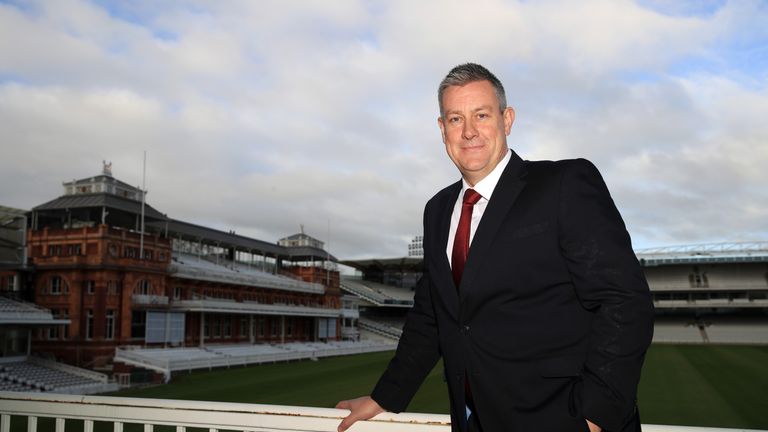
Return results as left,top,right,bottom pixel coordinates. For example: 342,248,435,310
637,345,768,429
109,344,768,429
109,351,450,414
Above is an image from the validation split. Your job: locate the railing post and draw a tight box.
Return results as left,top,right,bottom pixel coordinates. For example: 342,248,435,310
1,414,10,432
27,416,37,432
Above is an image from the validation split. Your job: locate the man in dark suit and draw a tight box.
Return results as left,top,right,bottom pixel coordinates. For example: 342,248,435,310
337,63,654,432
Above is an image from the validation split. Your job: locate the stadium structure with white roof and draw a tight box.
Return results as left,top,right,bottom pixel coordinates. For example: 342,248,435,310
2,162,766,385
2,167,767,431
342,239,768,345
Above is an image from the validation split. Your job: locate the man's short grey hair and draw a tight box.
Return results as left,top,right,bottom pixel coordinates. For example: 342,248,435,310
438,63,507,117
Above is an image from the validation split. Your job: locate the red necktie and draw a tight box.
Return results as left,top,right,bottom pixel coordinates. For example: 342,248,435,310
451,188,482,408
451,189,482,288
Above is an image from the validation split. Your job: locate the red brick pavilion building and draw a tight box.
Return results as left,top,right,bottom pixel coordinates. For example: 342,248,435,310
24,164,341,367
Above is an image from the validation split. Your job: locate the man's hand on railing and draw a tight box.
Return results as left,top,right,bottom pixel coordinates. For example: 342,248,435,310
335,395,385,432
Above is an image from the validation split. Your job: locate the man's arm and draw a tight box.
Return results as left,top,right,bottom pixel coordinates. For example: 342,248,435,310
336,207,442,430
335,272,441,430
369,268,441,410
558,159,654,431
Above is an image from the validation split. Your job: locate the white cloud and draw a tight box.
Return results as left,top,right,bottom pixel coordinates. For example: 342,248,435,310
1,0,766,258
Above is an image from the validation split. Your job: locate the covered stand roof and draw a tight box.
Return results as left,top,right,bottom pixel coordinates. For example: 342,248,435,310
341,257,423,273
151,219,338,262
33,193,167,221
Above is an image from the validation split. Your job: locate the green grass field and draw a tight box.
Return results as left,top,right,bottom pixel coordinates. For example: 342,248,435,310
110,344,768,429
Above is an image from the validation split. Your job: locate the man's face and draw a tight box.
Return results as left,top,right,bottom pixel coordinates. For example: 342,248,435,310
438,80,515,186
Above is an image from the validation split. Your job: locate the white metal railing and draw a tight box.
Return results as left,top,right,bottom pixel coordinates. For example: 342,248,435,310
131,294,170,305
170,263,325,294
636,241,768,256
341,308,360,318
114,343,397,378
0,392,764,432
172,299,340,317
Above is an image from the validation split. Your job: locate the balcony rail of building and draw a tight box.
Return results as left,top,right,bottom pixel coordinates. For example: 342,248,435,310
341,327,360,338
653,299,768,309
636,241,768,266
173,298,338,317
170,254,325,294
28,226,101,237
637,241,768,255
131,294,169,306
114,341,396,378
341,307,360,319
1,391,764,432
29,225,168,242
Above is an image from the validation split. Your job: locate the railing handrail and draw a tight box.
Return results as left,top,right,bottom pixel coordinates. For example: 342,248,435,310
170,264,326,294
0,391,450,431
0,391,764,432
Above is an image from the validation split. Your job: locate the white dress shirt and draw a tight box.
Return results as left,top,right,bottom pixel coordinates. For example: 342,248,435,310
446,149,512,267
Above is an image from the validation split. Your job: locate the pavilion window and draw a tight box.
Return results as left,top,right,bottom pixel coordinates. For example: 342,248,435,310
135,279,151,295
48,309,59,339
86,309,94,340
86,280,96,295
106,310,115,340
50,276,63,294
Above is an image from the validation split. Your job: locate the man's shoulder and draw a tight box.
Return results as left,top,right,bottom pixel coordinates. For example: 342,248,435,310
524,157,598,174
522,158,605,187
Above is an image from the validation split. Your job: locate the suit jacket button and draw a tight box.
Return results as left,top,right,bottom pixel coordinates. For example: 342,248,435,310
462,325,470,334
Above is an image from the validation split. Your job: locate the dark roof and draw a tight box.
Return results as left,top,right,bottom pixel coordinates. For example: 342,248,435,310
284,245,337,262
341,257,423,271
150,218,337,262
153,218,282,255
32,193,167,221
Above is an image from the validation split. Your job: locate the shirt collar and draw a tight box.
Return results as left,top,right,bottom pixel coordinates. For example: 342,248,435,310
461,149,511,201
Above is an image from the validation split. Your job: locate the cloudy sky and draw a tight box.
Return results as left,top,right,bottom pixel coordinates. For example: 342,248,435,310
1,0,766,259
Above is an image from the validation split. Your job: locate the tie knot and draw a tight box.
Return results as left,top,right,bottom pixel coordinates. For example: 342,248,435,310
463,189,482,206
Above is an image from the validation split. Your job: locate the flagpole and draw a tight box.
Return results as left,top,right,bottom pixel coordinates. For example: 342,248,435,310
140,151,146,260
326,218,331,286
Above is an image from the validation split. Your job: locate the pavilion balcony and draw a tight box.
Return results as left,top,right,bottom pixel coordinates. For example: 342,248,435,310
341,307,359,319
131,295,170,306
0,392,761,432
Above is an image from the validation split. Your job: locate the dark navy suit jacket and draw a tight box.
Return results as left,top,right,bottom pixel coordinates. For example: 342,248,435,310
372,150,654,432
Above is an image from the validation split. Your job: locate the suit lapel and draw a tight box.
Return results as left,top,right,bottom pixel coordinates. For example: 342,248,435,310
430,181,461,315
459,151,527,302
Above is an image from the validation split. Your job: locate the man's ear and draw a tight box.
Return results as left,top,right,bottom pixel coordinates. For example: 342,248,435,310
503,107,515,135
437,116,446,143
